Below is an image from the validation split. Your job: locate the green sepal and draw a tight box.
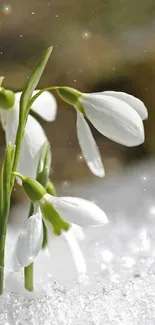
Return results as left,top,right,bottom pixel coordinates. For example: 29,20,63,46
57,87,81,106
40,198,70,236
0,88,15,110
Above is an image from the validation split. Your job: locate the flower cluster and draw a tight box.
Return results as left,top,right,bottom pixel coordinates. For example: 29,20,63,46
0,47,148,294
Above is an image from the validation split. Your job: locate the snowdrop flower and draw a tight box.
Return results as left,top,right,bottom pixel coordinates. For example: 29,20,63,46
16,194,108,275
58,87,148,177
0,89,57,181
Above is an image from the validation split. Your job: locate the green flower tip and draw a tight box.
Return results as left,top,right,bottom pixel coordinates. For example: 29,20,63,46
53,220,70,236
40,199,70,236
57,87,81,106
0,87,15,110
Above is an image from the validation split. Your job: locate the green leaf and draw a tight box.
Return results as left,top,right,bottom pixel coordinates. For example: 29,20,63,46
36,140,51,188
20,46,53,120
47,179,56,196
0,165,4,218
0,143,15,232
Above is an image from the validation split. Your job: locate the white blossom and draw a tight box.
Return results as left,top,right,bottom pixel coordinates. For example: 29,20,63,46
0,90,57,182
16,195,108,276
75,91,147,177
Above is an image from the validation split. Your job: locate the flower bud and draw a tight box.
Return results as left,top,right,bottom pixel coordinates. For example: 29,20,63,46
57,87,81,106
0,88,15,110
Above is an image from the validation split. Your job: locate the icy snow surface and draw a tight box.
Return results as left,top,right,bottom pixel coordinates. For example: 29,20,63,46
1,160,155,324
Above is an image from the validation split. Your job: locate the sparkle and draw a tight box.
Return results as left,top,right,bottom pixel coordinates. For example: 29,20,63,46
141,175,147,181
76,153,84,162
61,180,71,191
1,4,12,15
81,31,92,40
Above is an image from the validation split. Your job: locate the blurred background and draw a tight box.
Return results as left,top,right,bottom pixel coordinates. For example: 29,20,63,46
0,0,155,201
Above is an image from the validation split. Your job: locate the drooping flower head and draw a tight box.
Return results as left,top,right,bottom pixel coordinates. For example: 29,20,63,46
57,87,148,177
0,89,57,182
15,174,109,273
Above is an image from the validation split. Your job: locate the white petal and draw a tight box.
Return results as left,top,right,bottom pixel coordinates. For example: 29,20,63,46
15,90,57,122
71,224,85,241
5,105,47,182
76,110,104,177
63,230,87,274
0,109,8,130
45,194,109,227
80,94,145,147
102,91,148,120
16,212,43,267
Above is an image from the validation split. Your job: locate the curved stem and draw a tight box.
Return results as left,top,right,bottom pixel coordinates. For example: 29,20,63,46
28,86,59,108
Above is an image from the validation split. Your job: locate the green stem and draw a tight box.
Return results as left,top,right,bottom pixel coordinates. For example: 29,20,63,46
28,86,59,107
24,263,34,291
0,267,4,296
0,235,5,295
0,48,54,294
0,144,14,295
24,203,34,291
42,221,48,249
24,142,52,291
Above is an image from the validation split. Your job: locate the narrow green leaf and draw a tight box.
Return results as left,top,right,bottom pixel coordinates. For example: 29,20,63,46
0,143,14,243
11,47,53,190
36,140,51,188
0,165,4,218
47,179,56,196
0,143,14,295
20,46,53,119
2,143,15,221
